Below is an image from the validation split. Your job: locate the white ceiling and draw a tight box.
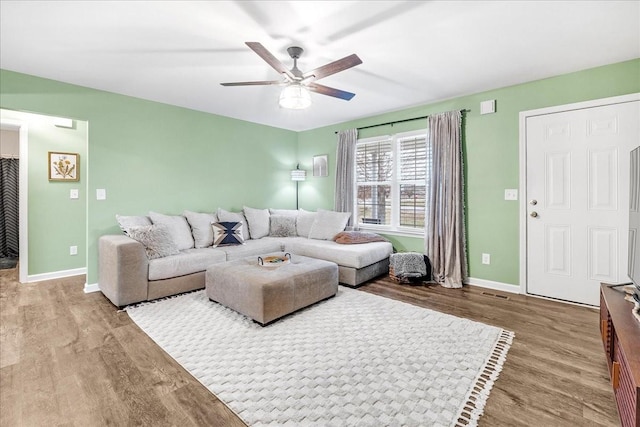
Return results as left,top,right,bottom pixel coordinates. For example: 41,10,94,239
1,1,639,131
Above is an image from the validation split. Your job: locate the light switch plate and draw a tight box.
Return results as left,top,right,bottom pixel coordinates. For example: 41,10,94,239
70,245,78,255
96,189,106,200
70,189,79,199
504,189,518,200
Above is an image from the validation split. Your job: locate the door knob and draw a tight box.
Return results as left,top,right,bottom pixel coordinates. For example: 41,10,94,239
530,211,538,218
529,199,537,205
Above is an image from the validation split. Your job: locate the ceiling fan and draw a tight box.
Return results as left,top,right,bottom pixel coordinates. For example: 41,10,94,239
221,42,362,109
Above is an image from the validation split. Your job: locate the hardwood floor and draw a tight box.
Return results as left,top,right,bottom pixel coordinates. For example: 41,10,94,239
0,268,619,426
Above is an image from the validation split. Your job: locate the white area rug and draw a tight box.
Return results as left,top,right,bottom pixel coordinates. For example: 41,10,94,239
127,288,513,427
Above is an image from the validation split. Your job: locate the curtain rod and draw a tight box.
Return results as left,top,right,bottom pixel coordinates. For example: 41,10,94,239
334,109,470,134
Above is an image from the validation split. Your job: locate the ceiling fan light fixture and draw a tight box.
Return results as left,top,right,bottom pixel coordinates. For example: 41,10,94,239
279,84,311,110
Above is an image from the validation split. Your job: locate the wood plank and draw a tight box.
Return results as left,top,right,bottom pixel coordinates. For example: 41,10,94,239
0,267,620,425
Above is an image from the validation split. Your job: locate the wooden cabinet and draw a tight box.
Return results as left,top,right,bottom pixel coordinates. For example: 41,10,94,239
600,284,640,427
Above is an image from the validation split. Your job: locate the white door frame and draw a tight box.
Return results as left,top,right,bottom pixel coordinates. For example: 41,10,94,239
518,93,640,296
0,119,29,283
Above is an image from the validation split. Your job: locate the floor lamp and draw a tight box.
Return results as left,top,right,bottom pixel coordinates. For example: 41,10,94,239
290,164,306,209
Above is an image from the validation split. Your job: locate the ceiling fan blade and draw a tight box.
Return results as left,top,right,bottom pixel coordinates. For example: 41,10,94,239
245,42,295,80
303,54,362,81
307,82,356,101
220,80,283,86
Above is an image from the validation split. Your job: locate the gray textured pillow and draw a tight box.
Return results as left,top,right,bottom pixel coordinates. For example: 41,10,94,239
243,206,270,239
217,208,250,241
269,215,297,237
127,225,180,259
269,208,299,217
308,209,351,240
149,211,194,250
296,209,317,237
183,210,217,248
116,214,151,235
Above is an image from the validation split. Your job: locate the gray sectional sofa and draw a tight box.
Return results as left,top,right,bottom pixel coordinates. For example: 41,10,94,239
98,207,393,308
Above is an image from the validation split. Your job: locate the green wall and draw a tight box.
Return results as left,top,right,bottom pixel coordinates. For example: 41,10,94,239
0,109,87,275
298,58,640,287
1,59,638,288
0,70,298,284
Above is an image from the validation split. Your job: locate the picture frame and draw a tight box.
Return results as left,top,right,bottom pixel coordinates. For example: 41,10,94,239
313,154,328,177
48,151,79,181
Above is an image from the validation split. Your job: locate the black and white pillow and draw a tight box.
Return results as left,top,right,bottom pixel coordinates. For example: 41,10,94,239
211,222,245,247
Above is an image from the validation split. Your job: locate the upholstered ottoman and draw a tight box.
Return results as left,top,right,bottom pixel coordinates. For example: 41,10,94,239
205,253,338,325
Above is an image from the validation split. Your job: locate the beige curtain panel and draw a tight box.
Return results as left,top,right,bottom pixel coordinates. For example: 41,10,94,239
425,110,467,288
334,128,358,225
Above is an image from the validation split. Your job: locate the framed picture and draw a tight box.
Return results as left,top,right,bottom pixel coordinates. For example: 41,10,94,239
313,154,328,177
48,152,79,181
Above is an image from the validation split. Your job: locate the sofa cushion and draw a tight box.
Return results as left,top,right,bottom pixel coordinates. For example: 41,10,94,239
269,215,297,237
217,208,250,241
149,211,195,250
116,214,151,235
126,224,180,260
296,209,317,237
212,222,245,247
308,209,351,240
222,237,284,261
283,237,393,269
243,206,270,239
148,248,226,281
183,210,217,248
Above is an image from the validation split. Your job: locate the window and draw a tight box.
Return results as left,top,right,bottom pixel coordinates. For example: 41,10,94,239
355,130,428,234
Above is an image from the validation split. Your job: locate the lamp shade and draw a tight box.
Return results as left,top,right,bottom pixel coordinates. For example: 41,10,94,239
290,168,306,181
279,84,312,110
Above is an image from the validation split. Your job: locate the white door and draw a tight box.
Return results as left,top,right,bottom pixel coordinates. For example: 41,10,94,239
526,100,640,305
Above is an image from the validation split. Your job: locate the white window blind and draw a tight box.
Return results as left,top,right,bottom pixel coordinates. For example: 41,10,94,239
355,130,428,233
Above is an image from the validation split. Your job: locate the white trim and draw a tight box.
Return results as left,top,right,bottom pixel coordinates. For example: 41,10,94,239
361,226,424,238
0,118,28,283
518,93,640,297
26,267,86,283
84,282,100,293
464,277,520,294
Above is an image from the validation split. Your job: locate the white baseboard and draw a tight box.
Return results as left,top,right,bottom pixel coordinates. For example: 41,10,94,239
83,283,100,293
27,267,86,283
465,277,520,294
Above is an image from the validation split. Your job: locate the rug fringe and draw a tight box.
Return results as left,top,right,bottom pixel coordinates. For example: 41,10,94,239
455,328,514,427
122,289,201,312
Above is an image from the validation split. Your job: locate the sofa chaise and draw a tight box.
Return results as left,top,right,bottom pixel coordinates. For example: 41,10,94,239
98,207,393,308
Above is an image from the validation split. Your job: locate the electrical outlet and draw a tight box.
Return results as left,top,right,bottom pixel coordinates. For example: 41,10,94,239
70,245,78,256
482,253,491,265
70,189,79,199
96,189,106,200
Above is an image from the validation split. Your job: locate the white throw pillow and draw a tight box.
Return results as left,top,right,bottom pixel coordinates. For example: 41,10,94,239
149,211,195,250
127,224,180,259
116,214,151,235
269,215,297,237
243,206,270,239
183,210,218,248
217,208,250,241
308,209,351,240
296,209,317,238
